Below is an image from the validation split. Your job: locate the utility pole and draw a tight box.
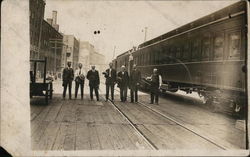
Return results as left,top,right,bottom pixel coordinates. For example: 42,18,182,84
144,27,148,42
54,41,57,74
37,5,45,59
112,46,116,60
49,39,63,76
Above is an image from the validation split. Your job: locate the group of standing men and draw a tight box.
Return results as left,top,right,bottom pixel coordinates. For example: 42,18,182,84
103,63,141,103
62,62,100,101
62,61,162,104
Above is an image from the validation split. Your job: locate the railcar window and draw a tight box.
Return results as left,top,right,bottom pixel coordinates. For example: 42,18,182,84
162,47,169,64
202,35,210,60
152,51,155,65
142,53,145,65
143,53,146,65
153,51,157,64
134,56,137,65
145,52,148,65
183,42,189,61
191,39,200,61
170,46,176,63
162,50,166,64
148,52,150,65
155,51,159,64
176,47,181,59
137,56,140,65
150,52,154,65
213,33,224,59
138,55,140,65
125,57,128,67
228,31,241,59
148,52,151,65
140,54,143,65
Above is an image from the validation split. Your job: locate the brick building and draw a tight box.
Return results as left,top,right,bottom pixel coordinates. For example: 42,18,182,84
30,0,63,78
30,0,45,60
40,20,63,76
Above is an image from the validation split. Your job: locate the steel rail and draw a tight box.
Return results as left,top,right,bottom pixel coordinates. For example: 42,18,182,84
136,101,227,150
110,86,227,150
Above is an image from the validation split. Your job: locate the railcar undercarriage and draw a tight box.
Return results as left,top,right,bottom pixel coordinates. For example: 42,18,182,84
140,79,246,118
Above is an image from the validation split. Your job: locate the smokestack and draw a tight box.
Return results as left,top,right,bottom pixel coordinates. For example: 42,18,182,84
53,24,59,31
52,11,57,25
47,18,53,25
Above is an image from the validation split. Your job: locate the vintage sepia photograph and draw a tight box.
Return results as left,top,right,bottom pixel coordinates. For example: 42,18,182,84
1,0,249,156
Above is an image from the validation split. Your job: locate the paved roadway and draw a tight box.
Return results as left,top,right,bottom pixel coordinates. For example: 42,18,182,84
30,79,246,150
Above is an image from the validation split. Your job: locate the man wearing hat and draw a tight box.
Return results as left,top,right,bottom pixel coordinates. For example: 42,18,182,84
86,65,100,101
117,65,129,102
62,62,74,99
103,62,117,101
75,63,85,99
129,64,141,103
147,68,162,105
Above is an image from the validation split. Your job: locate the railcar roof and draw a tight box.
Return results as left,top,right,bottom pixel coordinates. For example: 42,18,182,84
116,49,131,58
138,1,246,48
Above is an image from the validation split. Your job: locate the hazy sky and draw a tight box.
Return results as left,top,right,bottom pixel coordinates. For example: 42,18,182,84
44,0,238,62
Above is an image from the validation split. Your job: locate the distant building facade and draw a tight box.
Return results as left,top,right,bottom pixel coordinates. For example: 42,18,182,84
79,41,106,73
79,41,93,72
61,35,80,70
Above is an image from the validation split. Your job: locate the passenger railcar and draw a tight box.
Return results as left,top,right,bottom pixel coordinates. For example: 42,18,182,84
113,1,248,115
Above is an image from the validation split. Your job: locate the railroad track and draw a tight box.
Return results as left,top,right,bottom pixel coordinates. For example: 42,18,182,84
98,88,157,150
99,84,227,150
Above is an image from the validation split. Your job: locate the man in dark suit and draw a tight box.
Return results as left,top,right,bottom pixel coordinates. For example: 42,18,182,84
62,62,74,99
87,65,100,101
117,65,129,102
130,64,141,103
103,62,116,101
75,63,85,99
147,68,162,105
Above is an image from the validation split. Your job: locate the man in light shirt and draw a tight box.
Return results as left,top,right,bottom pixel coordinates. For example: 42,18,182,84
75,63,85,99
148,68,162,105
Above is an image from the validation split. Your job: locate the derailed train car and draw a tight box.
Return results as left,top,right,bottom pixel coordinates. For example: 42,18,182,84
113,1,248,116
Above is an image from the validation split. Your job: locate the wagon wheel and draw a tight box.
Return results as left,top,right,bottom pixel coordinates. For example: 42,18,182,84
49,83,53,99
45,89,49,105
